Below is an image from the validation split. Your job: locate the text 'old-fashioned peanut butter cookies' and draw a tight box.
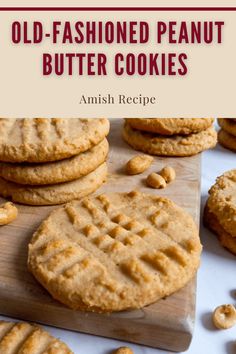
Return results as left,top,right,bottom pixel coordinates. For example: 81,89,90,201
126,118,214,135
28,191,202,312
0,118,109,163
204,169,236,255
123,121,217,156
0,321,73,353
0,162,107,205
0,139,109,185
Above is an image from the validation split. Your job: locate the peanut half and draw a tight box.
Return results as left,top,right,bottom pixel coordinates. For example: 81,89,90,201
146,173,166,189
160,166,176,183
113,347,134,354
126,155,153,175
213,304,236,329
0,202,18,226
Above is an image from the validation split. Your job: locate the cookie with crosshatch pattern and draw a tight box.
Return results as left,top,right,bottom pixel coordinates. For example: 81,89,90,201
28,191,202,312
0,118,109,163
0,320,73,353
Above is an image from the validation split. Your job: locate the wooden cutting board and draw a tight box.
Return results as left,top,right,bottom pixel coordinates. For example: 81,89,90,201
0,119,201,352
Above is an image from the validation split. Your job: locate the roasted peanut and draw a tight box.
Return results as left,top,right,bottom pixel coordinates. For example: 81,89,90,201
212,304,236,329
160,166,176,183
126,155,153,175
0,202,18,226
146,173,166,189
113,347,134,354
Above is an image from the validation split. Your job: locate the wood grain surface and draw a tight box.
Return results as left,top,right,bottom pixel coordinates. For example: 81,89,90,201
0,119,201,352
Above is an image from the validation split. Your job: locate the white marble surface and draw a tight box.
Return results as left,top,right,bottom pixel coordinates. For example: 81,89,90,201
0,134,235,354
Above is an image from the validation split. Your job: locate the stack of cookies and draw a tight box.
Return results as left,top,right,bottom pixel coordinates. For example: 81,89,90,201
218,118,236,152
0,118,110,205
204,169,236,255
123,118,217,156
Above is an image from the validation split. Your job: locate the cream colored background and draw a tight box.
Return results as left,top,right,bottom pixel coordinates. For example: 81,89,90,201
0,0,235,117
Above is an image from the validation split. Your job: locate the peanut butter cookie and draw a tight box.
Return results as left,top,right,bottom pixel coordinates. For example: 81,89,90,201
28,191,201,312
0,320,73,353
0,118,109,162
218,129,236,152
218,118,236,137
125,118,214,135
123,122,217,156
206,169,236,237
0,139,108,185
204,204,236,255
0,162,107,205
